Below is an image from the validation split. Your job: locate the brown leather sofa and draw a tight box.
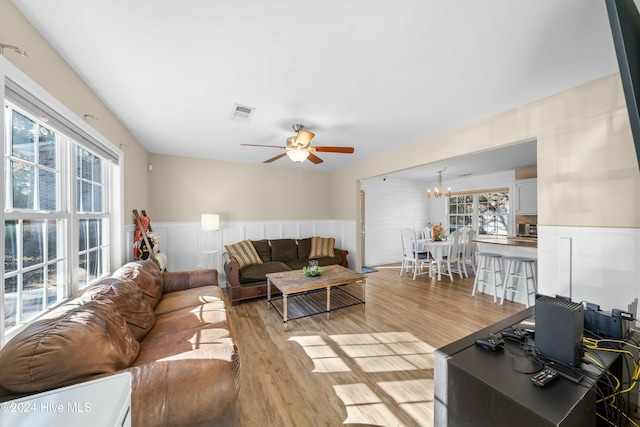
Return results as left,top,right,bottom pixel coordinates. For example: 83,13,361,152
223,237,348,305
0,259,240,427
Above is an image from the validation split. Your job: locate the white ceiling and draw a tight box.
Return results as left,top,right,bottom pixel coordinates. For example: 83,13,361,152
12,0,619,175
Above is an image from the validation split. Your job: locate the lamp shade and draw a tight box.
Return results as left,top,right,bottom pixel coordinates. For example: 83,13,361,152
201,214,220,231
295,129,315,147
286,149,310,163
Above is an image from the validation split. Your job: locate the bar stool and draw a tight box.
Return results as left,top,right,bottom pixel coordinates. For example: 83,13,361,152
501,257,537,308
472,253,504,303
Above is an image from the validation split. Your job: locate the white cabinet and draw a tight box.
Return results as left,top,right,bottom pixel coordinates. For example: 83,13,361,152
514,178,537,214
0,373,131,427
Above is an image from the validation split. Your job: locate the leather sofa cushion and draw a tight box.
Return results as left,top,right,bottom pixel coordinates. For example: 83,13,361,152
154,285,223,316
81,277,156,341
0,299,139,393
112,259,163,310
127,302,239,426
252,239,272,262
240,261,291,283
270,239,298,262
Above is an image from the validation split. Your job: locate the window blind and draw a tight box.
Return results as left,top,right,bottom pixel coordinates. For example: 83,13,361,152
5,78,119,164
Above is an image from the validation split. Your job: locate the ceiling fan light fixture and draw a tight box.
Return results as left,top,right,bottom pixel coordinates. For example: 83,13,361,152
295,129,315,147
286,149,310,163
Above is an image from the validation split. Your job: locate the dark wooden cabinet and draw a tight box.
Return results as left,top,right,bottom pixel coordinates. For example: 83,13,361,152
434,307,629,427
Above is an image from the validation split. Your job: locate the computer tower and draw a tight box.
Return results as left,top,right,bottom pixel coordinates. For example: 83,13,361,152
535,296,584,366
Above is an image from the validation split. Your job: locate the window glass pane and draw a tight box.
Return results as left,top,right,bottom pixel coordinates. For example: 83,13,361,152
4,276,17,330
12,161,35,209
88,250,100,283
4,158,9,209
23,220,44,268
93,184,102,212
76,149,82,178
5,220,18,272
82,181,92,213
76,178,82,211
23,268,44,322
38,125,56,168
89,219,100,248
47,262,63,306
92,155,102,183
11,110,36,162
81,150,92,180
79,219,87,251
47,220,58,261
79,253,88,287
39,169,57,211
53,260,66,302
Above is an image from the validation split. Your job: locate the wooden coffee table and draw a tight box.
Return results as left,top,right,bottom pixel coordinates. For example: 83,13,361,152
266,265,366,324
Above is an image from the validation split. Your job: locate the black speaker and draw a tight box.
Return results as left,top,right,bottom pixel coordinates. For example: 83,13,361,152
535,296,584,366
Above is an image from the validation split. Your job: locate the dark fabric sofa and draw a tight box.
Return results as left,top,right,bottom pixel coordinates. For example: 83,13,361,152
223,238,348,305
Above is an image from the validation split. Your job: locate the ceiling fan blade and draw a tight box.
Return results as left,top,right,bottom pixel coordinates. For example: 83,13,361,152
241,143,287,149
307,153,324,164
311,146,355,153
264,153,287,163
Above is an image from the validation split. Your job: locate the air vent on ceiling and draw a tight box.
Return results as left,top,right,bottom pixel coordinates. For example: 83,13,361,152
230,103,256,123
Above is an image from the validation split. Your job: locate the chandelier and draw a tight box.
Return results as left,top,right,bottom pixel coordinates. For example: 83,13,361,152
427,170,451,198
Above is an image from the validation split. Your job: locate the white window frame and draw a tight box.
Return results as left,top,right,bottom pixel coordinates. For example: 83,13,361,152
447,189,510,237
1,57,124,345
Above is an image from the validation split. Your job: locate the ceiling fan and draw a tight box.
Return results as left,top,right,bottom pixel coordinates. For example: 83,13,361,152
241,124,355,164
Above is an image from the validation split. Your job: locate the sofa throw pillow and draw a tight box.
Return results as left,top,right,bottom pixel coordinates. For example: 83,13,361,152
225,240,263,269
309,236,335,258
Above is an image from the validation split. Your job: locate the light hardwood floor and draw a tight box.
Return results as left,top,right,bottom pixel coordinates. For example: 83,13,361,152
225,263,525,427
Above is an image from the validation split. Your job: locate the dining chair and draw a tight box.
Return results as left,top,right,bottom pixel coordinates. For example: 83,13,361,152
400,227,432,280
435,228,464,281
458,226,476,278
420,224,433,240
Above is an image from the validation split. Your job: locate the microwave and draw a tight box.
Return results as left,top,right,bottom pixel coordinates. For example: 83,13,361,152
517,223,537,237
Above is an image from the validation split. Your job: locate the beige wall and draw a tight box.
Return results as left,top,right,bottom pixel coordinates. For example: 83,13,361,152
0,0,149,224
148,154,333,222
332,74,640,229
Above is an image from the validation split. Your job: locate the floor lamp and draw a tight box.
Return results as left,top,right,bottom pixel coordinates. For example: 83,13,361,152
201,214,220,269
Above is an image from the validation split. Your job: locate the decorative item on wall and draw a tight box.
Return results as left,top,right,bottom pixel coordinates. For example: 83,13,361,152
201,214,220,269
0,43,27,57
427,169,452,198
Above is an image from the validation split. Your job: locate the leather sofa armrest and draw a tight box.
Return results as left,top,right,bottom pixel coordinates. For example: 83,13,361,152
335,249,349,268
223,252,241,289
162,269,218,294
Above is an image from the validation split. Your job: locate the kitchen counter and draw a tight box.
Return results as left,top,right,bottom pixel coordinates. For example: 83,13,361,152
472,236,537,248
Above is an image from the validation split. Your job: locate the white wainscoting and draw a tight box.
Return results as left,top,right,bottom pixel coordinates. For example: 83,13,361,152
124,220,357,286
538,225,640,315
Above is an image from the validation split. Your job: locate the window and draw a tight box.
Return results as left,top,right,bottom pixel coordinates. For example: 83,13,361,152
448,191,509,237
2,67,120,342
478,192,509,237
448,195,473,233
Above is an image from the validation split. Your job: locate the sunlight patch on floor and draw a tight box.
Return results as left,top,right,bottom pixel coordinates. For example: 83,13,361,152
289,332,436,426
334,384,405,427
312,357,352,373
353,355,419,372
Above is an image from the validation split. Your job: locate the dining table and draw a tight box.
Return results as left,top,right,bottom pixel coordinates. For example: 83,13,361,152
416,238,452,281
